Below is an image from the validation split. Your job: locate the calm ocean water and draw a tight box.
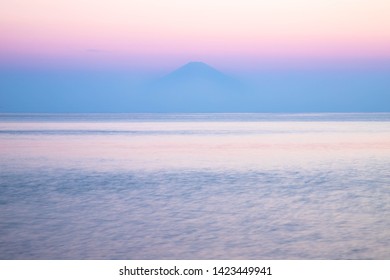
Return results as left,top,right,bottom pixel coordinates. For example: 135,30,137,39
0,113,389,259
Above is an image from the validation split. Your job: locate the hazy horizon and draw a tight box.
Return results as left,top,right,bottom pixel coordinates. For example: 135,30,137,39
1,61,389,113
1,1,390,113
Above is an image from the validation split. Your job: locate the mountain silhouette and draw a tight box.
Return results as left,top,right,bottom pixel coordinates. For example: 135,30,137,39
139,62,249,112
161,61,236,84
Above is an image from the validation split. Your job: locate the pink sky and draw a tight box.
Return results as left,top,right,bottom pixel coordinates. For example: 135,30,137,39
1,0,390,70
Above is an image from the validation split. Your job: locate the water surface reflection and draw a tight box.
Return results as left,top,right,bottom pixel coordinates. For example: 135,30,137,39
0,114,389,259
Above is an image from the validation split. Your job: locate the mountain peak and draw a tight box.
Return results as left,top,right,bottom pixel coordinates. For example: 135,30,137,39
183,61,211,68
166,61,227,81
139,61,247,112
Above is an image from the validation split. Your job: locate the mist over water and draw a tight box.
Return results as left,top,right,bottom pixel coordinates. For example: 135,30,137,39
0,113,389,259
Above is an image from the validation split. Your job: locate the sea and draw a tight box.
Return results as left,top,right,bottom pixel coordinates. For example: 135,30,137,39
0,113,389,259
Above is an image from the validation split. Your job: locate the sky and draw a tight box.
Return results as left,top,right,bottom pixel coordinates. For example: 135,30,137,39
1,0,389,112
1,0,390,71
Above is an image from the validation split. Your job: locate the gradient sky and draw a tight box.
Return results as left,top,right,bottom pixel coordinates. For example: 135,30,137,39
1,0,390,70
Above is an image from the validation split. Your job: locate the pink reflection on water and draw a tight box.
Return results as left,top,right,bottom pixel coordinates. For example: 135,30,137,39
1,121,389,172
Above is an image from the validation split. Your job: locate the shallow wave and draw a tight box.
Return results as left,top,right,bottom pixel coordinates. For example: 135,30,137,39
1,166,389,259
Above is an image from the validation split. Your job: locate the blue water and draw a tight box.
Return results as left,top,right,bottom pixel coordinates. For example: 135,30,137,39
0,113,389,259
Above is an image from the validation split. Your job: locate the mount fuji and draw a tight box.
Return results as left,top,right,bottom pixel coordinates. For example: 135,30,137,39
138,62,250,112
